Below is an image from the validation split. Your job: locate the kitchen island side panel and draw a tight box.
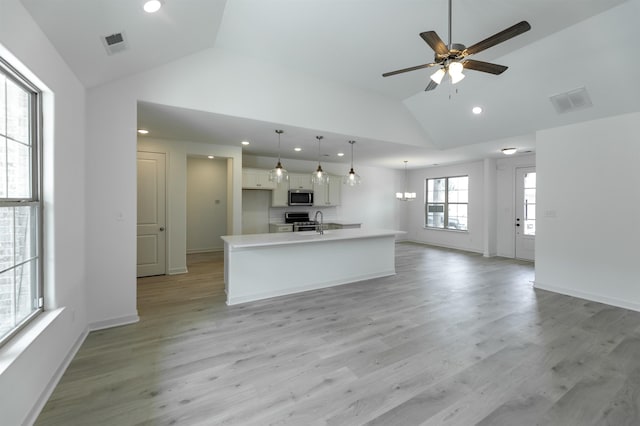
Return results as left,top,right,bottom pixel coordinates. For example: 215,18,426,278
225,235,396,305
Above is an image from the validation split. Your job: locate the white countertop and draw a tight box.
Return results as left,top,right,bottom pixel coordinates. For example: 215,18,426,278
221,228,404,249
328,220,361,226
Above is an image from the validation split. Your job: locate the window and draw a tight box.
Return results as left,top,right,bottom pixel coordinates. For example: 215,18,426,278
0,58,42,346
523,172,536,236
425,176,468,230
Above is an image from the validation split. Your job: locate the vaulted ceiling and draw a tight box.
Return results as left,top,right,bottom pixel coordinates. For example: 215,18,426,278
21,0,640,167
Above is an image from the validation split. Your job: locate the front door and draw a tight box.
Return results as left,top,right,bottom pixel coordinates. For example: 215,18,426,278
515,167,536,261
137,151,166,277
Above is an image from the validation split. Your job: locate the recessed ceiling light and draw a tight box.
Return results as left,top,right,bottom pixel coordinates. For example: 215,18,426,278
501,148,517,155
137,129,149,134
207,155,214,159
294,147,302,152
143,0,163,13
241,141,250,146
337,152,345,157
472,106,482,114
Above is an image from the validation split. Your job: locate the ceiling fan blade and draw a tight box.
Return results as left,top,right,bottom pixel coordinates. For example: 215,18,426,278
463,59,508,75
382,63,437,77
425,80,438,92
420,31,449,55
464,21,531,56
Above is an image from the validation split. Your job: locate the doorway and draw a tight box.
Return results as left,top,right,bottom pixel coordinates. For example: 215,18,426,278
515,167,535,261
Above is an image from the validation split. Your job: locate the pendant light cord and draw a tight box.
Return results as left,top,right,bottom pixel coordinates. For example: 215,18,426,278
276,129,283,162
349,140,355,168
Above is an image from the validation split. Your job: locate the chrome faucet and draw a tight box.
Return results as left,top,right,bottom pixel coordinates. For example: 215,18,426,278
314,210,324,235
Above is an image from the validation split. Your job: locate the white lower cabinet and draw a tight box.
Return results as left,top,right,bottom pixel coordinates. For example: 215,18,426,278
269,223,293,233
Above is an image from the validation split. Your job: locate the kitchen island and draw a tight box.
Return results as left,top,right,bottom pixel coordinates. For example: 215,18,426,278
221,228,404,305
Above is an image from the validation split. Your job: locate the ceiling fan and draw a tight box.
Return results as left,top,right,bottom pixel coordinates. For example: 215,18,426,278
382,0,531,91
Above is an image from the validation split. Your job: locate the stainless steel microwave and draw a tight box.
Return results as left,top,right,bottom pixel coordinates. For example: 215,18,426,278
288,190,313,206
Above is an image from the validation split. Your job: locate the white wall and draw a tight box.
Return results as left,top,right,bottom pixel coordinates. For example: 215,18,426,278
187,157,228,253
138,137,241,275
405,161,486,253
0,0,87,424
243,155,404,231
402,155,537,257
535,112,640,311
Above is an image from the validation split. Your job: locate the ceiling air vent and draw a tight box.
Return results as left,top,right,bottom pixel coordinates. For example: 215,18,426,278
101,31,128,55
549,87,593,114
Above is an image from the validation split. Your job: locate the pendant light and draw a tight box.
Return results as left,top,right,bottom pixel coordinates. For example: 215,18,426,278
396,160,416,201
344,140,361,186
311,136,329,185
268,129,288,184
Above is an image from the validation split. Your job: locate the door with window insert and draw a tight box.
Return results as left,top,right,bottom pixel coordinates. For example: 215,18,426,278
515,167,535,261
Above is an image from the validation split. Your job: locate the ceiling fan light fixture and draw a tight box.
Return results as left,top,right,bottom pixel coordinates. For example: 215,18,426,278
448,61,463,75
450,71,465,84
430,68,446,84
448,61,465,84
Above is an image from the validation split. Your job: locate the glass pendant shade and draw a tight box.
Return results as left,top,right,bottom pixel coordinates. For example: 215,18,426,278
312,164,328,185
311,136,329,185
345,168,361,186
396,161,416,201
269,161,288,184
269,130,288,184
396,191,417,200
343,140,361,186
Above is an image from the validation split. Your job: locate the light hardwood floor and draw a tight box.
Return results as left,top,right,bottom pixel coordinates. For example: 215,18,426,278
36,243,640,425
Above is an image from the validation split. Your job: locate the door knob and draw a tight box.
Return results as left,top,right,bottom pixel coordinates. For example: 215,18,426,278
159,227,165,231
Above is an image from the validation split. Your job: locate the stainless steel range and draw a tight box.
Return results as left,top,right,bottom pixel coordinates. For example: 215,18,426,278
284,212,318,232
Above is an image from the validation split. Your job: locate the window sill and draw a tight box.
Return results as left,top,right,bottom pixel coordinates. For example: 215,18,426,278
423,227,469,233
0,308,64,376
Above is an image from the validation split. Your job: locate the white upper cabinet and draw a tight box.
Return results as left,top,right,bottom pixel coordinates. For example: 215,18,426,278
313,174,341,206
271,179,289,207
288,173,313,191
242,168,276,190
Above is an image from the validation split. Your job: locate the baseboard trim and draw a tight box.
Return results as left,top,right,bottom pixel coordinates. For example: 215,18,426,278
533,281,640,313
23,325,89,426
227,270,396,306
405,239,483,255
186,248,223,254
89,314,140,332
168,267,188,275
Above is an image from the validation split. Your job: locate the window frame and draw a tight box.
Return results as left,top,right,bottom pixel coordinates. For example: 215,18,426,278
0,56,44,347
424,175,469,231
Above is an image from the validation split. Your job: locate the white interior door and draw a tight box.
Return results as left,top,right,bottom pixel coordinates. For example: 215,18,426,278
515,167,536,261
137,152,166,277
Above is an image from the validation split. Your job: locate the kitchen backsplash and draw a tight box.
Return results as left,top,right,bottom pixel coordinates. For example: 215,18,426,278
269,206,338,223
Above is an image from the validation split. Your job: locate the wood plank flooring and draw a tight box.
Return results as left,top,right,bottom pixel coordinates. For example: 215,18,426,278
36,243,640,425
